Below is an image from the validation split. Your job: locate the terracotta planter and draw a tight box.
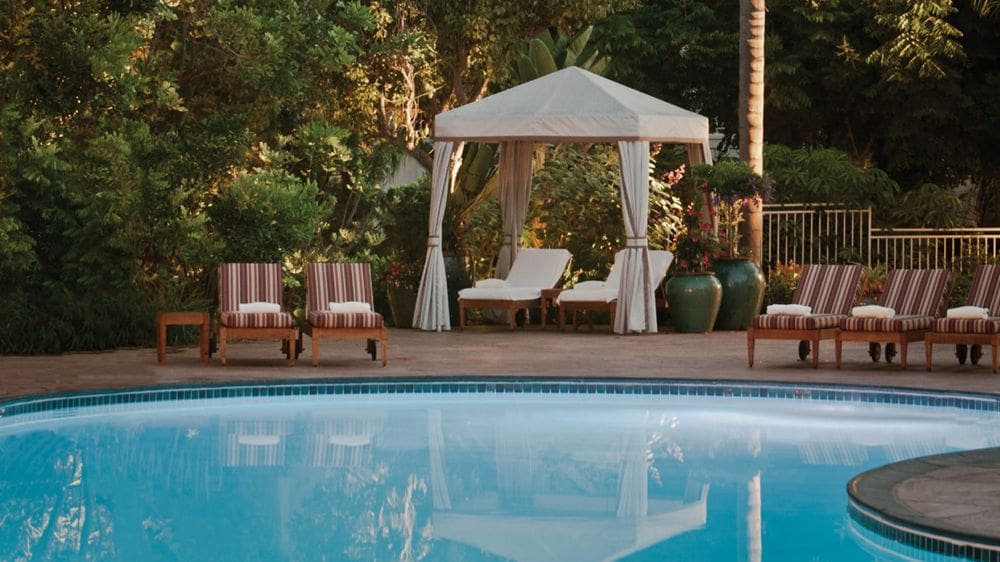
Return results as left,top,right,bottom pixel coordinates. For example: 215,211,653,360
713,258,766,331
666,272,723,333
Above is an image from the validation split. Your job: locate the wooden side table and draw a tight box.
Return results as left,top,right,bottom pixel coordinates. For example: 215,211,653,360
540,288,562,327
157,312,210,364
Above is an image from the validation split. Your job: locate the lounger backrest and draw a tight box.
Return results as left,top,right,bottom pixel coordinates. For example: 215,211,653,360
879,269,951,316
604,250,672,290
792,264,865,315
218,263,284,312
649,250,675,287
966,265,1000,315
306,263,374,314
505,248,572,288
604,250,628,288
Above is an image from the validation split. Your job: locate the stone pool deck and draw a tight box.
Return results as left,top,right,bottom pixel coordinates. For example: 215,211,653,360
3,327,1000,558
3,327,999,400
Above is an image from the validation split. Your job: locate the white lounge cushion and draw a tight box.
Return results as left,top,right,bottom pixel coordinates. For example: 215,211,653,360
505,248,572,288
572,280,607,291
947,306,990,320
475,278,510,289
852,305,896,318
766,304,812,316
328,301,372,313
458,287,543,301
557,289,617,304
238,301,281,313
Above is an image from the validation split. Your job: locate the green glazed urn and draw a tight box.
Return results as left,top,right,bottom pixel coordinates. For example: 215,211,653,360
712,258,766,331
666,272,723,333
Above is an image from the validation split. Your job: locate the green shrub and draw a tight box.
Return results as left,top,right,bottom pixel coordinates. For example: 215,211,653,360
762,261,802,308
208,170,331,263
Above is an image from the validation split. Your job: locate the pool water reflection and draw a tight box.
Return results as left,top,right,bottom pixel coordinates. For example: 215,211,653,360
1,385,997,561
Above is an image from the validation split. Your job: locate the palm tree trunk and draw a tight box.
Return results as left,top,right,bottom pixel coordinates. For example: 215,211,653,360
739,0,766,265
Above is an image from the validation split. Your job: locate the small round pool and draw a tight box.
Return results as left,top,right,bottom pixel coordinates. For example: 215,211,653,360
1,380,997,561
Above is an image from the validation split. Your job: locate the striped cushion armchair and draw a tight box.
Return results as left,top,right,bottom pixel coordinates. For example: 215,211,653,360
303,263,387,367
925,264,1000,373
748,264,866,368
217,263,297,366
836,269,951,369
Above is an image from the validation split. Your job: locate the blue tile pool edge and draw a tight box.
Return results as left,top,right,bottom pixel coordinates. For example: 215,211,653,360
848,497,1000,560
2,377,998,422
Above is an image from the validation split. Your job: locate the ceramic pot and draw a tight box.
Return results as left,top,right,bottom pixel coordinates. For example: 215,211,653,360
666,272,723,333
713,258,766,331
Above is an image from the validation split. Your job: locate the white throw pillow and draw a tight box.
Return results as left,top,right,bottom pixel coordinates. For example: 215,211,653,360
328,301,372,313
765,304,811,316
851,305,896,318
238,301,281,313
947,306,989,320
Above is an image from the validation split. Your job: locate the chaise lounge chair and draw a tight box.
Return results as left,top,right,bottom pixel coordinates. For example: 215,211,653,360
925,264,1000,373
458,248,572,329
302,262,388,367
747,264,866,368
836,268,951,369
217,263,297,366
556,250,674,330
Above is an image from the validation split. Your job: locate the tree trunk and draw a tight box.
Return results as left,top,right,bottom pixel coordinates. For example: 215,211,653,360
739,0,766,265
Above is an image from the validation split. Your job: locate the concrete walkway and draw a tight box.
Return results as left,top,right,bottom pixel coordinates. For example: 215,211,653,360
3,327,999,400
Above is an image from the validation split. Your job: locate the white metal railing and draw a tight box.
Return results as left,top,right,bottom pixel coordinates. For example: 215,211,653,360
762,204,1000,271
762,204,871,266
870,228,1000,270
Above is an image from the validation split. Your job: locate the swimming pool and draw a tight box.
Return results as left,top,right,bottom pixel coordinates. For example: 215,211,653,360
1,380,997,561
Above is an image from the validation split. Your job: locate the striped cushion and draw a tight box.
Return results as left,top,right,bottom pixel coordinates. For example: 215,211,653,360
840,315,934,333
879,269,950,316
218,263,284,312
933,317,1000,335
219,311,295,328
966,265,1000,314
752,313,843,330
793,264,866,315
306,263,375,314
309,311,384,329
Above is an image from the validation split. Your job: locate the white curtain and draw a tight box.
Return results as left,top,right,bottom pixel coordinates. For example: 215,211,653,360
413,141,459,330
495,141,535,278
615,140,656,334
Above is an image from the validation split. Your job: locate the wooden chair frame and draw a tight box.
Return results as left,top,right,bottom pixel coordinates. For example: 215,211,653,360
216,263,297,367
835,271,952,370
302,324,388,368
747,265,867,369
219,326,297,367
303,263,388,368
925,331,1000,373
459,298,538,330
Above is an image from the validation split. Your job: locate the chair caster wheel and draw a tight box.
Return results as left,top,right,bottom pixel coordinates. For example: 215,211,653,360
971,344,983,365
868,342,881,362
956,344,968,365
884,343,896,363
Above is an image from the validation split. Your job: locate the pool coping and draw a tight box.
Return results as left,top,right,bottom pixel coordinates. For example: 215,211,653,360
848,449,1000,560
3,376,1000,421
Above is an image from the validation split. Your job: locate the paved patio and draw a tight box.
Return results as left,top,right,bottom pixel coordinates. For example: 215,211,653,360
3,327,999,400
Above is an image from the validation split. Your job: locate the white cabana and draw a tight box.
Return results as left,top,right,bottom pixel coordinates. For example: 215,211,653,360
413,66,713,333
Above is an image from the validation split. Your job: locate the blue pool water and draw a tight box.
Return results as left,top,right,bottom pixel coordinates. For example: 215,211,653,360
1,381,998,561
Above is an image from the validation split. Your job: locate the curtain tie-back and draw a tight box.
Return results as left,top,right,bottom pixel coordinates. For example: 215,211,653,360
427,235,441,247
626,237,648,248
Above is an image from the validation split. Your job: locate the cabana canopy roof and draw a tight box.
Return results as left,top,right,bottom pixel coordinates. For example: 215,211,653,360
434,66,709,144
